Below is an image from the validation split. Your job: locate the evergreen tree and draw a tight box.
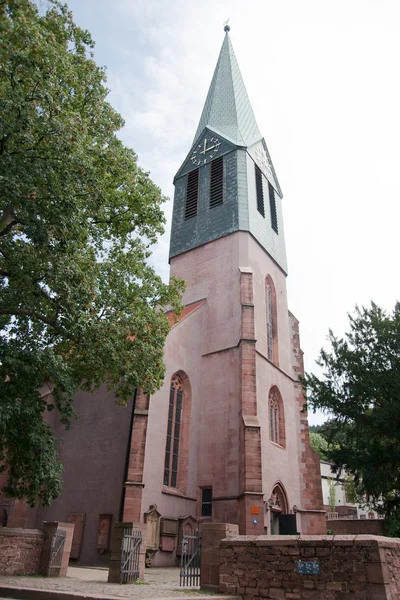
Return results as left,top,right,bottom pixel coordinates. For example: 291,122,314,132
305,303,400,525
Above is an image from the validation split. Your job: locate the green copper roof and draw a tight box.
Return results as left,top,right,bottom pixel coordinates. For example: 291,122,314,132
193,32,262,148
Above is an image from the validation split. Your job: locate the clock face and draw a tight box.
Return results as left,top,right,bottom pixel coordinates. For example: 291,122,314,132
255,146,273,179
190,136,221,166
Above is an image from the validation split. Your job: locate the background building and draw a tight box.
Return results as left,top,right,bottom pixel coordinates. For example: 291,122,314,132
320,461,381,521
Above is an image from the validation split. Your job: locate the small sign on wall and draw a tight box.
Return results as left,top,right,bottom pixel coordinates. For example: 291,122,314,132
251,506,259,515
295,560,320,575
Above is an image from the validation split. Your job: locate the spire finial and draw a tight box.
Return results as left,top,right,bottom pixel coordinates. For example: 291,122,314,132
223,19,230,33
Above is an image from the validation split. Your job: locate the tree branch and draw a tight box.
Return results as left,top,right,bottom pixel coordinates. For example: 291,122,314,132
0,246,10,261
0,204,16,237
0,307,76,341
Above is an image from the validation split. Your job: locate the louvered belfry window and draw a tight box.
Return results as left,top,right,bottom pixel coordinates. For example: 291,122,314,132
255,164,265,217
209,157,224,208
269,182,278,233
164,376,183,487
185,169,199,219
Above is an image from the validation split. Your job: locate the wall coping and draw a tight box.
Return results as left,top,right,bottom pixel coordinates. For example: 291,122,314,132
0,528,44,539
221,534,400,549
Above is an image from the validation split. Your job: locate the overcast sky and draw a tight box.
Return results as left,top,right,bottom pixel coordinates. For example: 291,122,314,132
63,0,400,424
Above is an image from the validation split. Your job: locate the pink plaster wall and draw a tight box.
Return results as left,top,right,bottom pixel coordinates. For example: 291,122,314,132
169,234,242,355
236,233,304,517
141,306,204,519
236,231,292,373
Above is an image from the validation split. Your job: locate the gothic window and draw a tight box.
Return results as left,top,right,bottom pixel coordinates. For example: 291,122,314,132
185,169,199,219
164,376,183,487
265,276,278,364
255,164,265,217
209,157,224,208
268,386,285,448
268,182,278,233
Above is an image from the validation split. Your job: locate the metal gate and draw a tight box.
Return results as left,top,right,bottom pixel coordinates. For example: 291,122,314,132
49,530,66,576
180,529,201,587
120,528,142,584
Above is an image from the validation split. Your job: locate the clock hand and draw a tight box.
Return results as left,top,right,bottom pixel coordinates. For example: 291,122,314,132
200,138,208,155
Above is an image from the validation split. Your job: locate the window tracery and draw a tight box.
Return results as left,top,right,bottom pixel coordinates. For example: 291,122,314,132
268,386,285,448
163,376,183,488
265,276,278,365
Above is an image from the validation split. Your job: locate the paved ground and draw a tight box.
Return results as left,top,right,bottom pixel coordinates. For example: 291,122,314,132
0,567,211,599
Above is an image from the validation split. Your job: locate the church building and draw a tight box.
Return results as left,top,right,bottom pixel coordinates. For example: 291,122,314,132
8,27,325,566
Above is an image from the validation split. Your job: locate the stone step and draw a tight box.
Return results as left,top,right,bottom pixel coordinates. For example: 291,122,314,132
0,585,241,600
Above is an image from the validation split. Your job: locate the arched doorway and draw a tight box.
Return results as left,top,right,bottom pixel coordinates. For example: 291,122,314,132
267,483,295,535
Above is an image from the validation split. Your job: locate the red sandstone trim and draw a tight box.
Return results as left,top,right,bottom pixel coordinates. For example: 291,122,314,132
238,271,264,535
165,298,206,327
123,388,149,522
290,313,325,534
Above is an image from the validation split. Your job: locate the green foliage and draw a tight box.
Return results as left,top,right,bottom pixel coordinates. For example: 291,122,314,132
343,475,359,505
327,477,336,513
304,302,400,524
308,424,322,434
309,431,329,460
385,511,400,537
0,0,184,506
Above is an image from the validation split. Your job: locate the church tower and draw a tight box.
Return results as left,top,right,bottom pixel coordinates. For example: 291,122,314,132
138,26,325,547
170,27,286,274
23,26,326,566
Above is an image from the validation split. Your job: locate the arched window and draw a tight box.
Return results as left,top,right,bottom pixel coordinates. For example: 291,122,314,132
268,386,285,448
265,276,278,364
163,372,191,490
163,376,183,488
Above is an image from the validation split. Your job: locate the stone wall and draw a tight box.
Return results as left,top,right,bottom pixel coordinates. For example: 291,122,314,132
201,522,239,591
219,534,400,599
328,519,386,536
324,504,357,518
0,528,44,575
384,544,400,598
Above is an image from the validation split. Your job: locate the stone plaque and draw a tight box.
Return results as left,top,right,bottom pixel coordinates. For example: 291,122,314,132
296,560,320,575
144,504,161,550
96,514,112,553
160,517,178,536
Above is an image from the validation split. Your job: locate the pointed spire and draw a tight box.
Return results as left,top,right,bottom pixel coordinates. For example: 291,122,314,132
193,29,262,148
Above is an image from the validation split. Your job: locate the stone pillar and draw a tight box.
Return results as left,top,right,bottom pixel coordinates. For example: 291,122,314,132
39,521,74,578
200,522,239,592
123,389,149,523
108,522,146,583
290,313,327,534
238,268,264,535
57,522,75,577
39,521,58,576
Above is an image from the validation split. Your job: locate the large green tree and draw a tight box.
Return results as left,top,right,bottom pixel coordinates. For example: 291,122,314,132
305,303,400,524
0,0,184,506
